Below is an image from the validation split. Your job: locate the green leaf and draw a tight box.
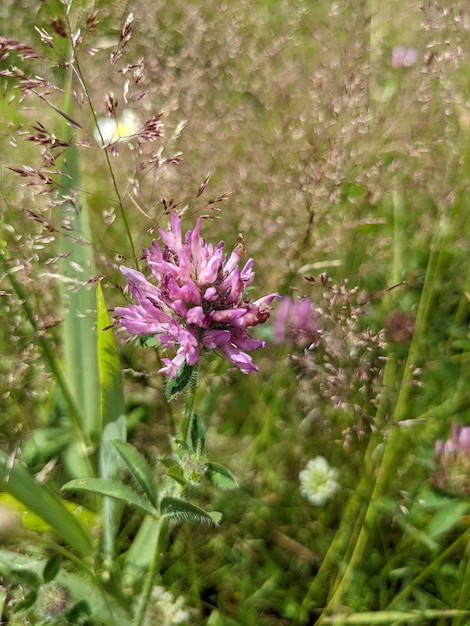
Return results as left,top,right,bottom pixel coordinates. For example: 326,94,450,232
159,458,179,469
99,418,126,561
165,362,195,401
12,569,42,589
205,462,238,490
123,517,167,578
428,500,468,538
140,334,160,348
170,437,191,461
165,465,187,487
208,511,223,525
97,282,126,431
18,427,72,469
62,478,157,517
0,451,93,556
13,590,37,613
190,412,206,453
112,441,159,509
97,282,127,560
43,554,62,584
58,68,99,471
160,496,220,526
66,600,92,623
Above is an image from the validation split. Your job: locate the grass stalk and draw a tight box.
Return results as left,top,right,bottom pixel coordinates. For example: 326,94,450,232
132,518,166,626
317,189,457,617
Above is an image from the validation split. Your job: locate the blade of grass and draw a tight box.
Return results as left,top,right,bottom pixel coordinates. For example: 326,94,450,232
0,450,93,556
97,281,126,564
57,58,99,476
321,609,470,624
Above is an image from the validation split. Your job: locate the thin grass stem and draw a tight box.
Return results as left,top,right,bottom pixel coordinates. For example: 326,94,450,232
132,518,166,626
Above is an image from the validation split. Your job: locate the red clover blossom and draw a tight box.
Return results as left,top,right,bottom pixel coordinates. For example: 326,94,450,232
115,214,279,377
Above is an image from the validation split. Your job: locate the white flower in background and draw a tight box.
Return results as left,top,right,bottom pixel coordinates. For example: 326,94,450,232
142,585,190,626
299,456,340,506
94,108,141,145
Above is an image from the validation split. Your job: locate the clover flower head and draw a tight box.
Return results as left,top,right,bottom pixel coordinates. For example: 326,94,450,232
116,214,279,377
271,295,318,347
299,456,340,506
432,423,470,496
36,582,71,623
142,585,190,626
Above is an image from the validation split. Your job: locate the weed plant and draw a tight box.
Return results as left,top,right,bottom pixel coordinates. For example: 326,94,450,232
1,1,470,625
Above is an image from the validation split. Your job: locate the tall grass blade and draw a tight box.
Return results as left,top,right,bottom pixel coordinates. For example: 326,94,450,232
96,282,126,562
0,451,93,556
57,61,99,477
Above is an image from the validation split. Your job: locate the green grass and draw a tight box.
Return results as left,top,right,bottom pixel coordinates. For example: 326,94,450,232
1,1,470,624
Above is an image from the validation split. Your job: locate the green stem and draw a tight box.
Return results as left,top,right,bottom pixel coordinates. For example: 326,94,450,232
132,518,166,626
181,365,198,444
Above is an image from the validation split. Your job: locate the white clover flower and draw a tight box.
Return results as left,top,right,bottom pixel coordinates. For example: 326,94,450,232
299,456,340,506
142,585,190,626
94,109,141,145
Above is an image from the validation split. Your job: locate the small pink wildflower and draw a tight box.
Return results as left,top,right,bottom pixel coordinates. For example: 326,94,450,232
271,296,318,347
116,214,279,377
391,46,418,68
432,423,470,496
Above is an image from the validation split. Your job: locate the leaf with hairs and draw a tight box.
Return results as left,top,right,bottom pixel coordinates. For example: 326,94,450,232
112,440,158,509
165,362,195,401
205,462,238,490
62,478,156,517
160,496,221,525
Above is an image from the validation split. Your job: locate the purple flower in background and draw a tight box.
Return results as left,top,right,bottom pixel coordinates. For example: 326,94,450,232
271,296,318,347
391,46,418,68
116,214,279,377
432,423,470,496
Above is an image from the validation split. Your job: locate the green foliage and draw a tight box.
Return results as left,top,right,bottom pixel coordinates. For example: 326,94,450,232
62,477,157,517
2,0,470,625
160,496,222,526
97,281,127,564
112,440,159,509
0,451,93,557
165,361,196,401
205,462,238,490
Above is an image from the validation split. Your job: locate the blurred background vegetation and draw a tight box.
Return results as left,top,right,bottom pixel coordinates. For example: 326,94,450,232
1,0,470,624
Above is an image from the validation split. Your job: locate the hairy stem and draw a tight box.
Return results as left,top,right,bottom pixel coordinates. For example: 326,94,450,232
181,365,199,444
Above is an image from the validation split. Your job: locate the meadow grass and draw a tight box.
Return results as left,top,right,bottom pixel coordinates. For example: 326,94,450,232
1,1,470,624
